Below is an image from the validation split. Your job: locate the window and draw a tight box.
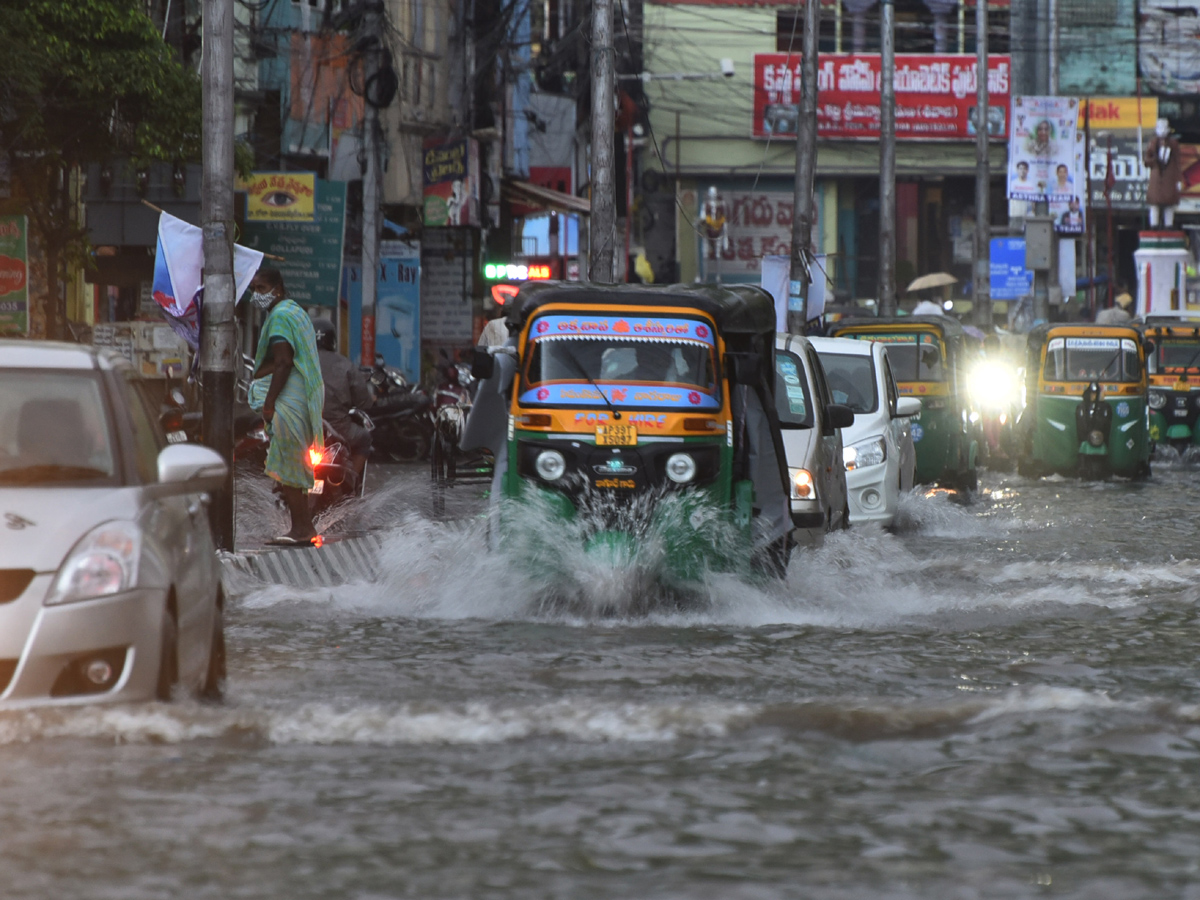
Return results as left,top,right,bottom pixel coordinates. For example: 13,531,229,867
883,355,900,416
859,333,945,382
807,349,832,430
775,351,814,428
1043,337,1142,384
119,373,166,483
817,352,879,414
1154,340,1200,375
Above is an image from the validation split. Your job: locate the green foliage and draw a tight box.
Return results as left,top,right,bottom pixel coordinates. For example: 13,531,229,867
0,0,202,167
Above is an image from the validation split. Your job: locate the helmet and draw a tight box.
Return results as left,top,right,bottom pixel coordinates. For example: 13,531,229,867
312,317,336,351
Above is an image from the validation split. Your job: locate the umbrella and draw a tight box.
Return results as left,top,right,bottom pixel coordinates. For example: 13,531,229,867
906,272,958,293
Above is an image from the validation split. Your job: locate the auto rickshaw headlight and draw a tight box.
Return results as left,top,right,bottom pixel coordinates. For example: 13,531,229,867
789,467,815,500
535,449,566,481
1087,429,1105,448
665,452,697,484
1149,390,1167,410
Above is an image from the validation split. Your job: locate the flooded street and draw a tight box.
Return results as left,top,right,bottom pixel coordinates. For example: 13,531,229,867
5,465,1200,898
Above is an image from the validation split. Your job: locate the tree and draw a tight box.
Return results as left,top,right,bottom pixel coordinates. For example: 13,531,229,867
0,0,202,338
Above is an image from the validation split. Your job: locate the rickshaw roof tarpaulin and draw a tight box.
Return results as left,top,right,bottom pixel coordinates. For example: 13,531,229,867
506,282,778,337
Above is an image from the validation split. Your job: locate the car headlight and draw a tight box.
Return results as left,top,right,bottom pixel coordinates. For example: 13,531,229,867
534,449,566,481
844,436,887,471
665,452,697,484
1149,390,1167,410
789,467,815,500
44,521,142,606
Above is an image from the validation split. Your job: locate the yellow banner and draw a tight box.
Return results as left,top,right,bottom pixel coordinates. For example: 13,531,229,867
240,172,316,222
1078,97,1159,131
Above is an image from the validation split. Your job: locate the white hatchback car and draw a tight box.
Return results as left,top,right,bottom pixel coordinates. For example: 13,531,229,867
809,336,920,527
0,340,227,706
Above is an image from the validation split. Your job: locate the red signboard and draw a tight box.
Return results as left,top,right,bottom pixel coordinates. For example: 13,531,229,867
753,53,1011,141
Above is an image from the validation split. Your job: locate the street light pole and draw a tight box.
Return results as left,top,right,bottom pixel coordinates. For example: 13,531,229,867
878,0,896,316
200,0,236,550
973,0,991,328
788,0,819,333
589,0,616,283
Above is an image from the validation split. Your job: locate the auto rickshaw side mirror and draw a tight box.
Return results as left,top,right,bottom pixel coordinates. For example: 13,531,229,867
726,352,762,385
826,404,855,429
471,346,496,381
1143,338,1156,357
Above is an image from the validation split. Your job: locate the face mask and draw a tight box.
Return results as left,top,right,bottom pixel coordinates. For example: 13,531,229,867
250,290,275,310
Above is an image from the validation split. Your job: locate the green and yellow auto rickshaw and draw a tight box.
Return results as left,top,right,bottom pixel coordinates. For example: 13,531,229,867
831,316,981,489
1018,323,1151,480
1141,315,1200,455
462,282,795,582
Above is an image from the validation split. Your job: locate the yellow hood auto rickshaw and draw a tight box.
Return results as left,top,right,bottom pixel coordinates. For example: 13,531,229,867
1017,323,1151,480
462,282,797,582
1141,315,1200,456
831,316,981,490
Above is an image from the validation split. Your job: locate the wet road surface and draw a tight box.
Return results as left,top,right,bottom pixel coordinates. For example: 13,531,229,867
5,463,1200,898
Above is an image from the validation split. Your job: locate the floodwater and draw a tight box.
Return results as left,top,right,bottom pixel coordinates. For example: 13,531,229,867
5,462,1200,898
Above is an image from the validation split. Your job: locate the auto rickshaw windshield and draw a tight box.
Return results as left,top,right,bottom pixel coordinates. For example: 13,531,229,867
856,333,944,382
1043,337,1141,383
1149,340,1200,375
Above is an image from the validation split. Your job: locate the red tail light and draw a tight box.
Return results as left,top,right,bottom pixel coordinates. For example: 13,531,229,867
309,447,324,467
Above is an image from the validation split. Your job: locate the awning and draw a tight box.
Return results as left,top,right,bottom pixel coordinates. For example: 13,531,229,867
503,180,591,215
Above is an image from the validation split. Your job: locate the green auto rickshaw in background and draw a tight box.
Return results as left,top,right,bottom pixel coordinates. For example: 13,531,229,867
1017,323,1151,480
831,316,981,490
1141,315,1200,456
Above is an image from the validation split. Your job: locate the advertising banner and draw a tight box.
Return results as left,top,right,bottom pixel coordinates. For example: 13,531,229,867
1051,129,1087,236
753,53,1011,141
423,138,480,227
0,215,28,334
697,190,804,281
990,237,1033,301
1007,95,1079,203
240,172,317,222
1087,134,1148,209
344,241,421,381
240,178,347,307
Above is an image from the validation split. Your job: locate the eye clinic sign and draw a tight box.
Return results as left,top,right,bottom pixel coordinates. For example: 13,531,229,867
239,172,316,222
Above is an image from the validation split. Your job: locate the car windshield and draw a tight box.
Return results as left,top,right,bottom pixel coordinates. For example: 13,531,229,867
849,332,944,382
0,372,116,485
520,314,719,410
774,351,814,428
1152,340,1200,375
1043,337,1141,383
817,352,878,413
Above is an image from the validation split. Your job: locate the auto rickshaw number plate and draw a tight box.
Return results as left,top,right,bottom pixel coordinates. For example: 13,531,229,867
309,479,325,495
596,424,637,446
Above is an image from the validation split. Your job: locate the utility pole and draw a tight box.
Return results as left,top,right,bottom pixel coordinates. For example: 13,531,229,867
360,1,384,365
787,0,819,333
589,0,616,283
200,0,236,551
878,0,896,316
973,0,991,329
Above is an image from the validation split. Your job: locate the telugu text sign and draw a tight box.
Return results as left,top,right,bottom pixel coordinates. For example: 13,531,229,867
753,53,1011,141
0,215,28,334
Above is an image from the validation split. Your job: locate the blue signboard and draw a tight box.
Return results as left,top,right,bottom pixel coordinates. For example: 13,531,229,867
345,240,421,381
990,237,1034,301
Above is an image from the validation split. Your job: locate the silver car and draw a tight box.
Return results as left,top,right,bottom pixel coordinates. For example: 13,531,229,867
0,340,227,706
774,333,854,543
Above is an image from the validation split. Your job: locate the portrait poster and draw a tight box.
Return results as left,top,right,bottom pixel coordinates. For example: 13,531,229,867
1050,130,1087,236
1007,96,1079,203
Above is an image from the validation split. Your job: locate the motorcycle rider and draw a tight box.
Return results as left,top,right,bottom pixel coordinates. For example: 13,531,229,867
312,318,374,480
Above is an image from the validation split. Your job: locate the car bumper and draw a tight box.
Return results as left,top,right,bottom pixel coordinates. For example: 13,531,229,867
846,462,898,526
0,575,167,707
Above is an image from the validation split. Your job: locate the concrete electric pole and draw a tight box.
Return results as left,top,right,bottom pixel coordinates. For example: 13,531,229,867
360,1,384,365
589,0,616,283
878,0,896,316
787,0,819,333
973,0,991,328
200,0,237,550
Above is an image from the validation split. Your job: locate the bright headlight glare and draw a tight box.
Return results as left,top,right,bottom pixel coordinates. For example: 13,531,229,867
665,452,697,484
1149,391,1167,410
534,449,566,481
844,437,886,471
789,467,815,500
45,521,141,606
968,361,1018,411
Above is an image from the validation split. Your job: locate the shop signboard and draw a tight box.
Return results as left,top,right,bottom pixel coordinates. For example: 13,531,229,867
1086,133,1148,210
423,137,480,227
697,189,805,281
240,172,316,222
990,237,1033,301
752,53,1011,141
1007,96,1080,204
421,228,476,344
0,215,28,334
239,178,347,307
345,240,421,381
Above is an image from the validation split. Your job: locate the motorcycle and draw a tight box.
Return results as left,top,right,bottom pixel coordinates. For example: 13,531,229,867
364,356,433,462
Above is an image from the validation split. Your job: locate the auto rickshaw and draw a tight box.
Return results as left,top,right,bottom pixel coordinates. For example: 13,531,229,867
1140,315,1200,456
1017,323,1150,480
462,282,795,582
830,316,981,489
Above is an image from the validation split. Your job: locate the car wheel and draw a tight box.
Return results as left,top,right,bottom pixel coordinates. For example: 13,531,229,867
201,599,226,702
156,603,178,702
